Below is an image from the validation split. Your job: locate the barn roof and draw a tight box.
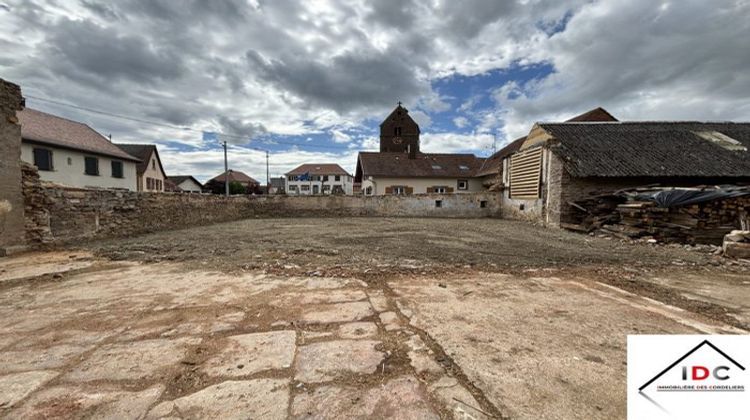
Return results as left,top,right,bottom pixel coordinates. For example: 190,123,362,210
539,121,750,178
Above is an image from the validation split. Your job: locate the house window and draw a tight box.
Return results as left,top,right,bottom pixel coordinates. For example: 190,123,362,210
394,127,402,136
111,161,124,178
152,159,156,170
433,186,447,194
334,175,341,181
365,186,373,195
301,185,310,191
435,200,442,208
33,148,53,171
457,179,468,190
393,186,406,195
480,200,488,208
84,156,99,175
322,184,331,191
67,157,72,166
288,185,298,191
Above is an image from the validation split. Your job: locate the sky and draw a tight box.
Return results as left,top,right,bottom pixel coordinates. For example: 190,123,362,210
1,0,749,183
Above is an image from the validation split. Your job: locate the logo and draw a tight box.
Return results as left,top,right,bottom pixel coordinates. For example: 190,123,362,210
628,335,750,420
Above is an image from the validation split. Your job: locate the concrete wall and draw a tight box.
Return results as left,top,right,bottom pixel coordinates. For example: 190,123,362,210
22,164,501,246
0,79,25,253
21,143,138,191
366,177,484,195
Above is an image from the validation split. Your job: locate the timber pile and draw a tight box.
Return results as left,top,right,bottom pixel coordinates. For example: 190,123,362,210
565,189,750,245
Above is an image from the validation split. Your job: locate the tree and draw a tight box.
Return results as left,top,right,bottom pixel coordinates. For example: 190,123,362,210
229,181,246,195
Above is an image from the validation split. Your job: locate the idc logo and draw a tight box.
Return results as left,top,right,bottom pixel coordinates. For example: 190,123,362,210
628,335,749,420
682,364,730,381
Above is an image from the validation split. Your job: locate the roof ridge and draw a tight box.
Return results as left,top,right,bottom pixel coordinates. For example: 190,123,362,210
25,107,92,128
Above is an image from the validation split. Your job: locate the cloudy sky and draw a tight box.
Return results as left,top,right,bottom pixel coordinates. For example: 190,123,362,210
2,0,749,182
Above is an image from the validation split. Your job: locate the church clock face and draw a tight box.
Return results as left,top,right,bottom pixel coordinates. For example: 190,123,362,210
393,137,403,144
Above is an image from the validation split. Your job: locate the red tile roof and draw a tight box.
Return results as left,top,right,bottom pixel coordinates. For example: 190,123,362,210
19,108,139,161
357,152,485,178
115,144,166,176
285,163,350,176
566,107,618,122
207,169,259,185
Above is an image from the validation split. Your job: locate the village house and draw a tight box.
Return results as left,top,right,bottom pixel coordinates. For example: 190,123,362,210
167,175,203,193
115,144,168,193
501,117,750,226
285,164,353,195
354,104,486,195
18,108,140,190
204,169,260,194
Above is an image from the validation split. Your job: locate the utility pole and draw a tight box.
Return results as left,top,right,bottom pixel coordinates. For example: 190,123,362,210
223,140,229,197
266,150,270,195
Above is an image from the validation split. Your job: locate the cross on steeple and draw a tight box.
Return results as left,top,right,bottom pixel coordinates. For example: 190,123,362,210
397,101,402,107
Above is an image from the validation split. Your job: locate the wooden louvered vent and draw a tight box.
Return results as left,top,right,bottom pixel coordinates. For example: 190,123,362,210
509,147,542,199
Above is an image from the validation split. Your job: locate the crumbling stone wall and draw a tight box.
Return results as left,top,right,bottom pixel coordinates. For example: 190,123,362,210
22,165,501,246
0,78,25,253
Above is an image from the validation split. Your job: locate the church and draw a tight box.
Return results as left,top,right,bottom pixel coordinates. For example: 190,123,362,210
354,103,487,195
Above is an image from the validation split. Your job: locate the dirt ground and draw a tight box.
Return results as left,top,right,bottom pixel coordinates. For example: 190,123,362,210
0,218,748,419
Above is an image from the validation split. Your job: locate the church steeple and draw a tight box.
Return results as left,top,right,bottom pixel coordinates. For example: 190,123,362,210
379,102,420,157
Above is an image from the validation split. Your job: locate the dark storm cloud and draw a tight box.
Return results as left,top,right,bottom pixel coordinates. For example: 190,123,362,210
246,48,428,114
46,19,185,84
217,115,267,142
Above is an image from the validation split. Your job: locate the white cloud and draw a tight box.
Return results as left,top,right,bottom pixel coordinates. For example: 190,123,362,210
331,129,352,143
453,116,469,128
420,132,494,155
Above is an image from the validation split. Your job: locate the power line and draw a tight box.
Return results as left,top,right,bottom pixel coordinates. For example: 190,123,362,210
24,94,353,151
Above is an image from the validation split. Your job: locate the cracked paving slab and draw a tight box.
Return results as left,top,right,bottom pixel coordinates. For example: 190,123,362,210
147,379,288,420
8,384,164,419
292,376,438,419
301,301,374,324
201,331,296,377
65,338,198,382
295,340,385,383
0,370,58,409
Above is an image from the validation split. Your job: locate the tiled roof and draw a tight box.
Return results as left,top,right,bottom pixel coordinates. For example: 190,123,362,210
475,136,526,177
115,144,164,175
540,122,750,178
19,108,139,161
286,163,350,176
167,175,202,187
565,107,618,122
357,152,485,178
473,107,618,178
207,169,259,184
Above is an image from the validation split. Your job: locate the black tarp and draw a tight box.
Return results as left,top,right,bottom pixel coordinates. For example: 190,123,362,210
629,186,750,207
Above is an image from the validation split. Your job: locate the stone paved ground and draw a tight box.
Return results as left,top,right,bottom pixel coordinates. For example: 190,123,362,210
0,220,747,419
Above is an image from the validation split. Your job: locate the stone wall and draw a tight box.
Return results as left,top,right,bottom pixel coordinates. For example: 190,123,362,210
0,78,25,254
22,165,501,246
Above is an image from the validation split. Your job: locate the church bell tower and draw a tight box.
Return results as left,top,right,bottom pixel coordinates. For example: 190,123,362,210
379,102,420,158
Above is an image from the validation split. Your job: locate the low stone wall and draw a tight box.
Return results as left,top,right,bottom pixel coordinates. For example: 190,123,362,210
23,164,500,246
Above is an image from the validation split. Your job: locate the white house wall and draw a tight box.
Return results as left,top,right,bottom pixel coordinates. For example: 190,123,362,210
366,177,484,195
21,143,137,191
285,176,354,195
177,178,203,192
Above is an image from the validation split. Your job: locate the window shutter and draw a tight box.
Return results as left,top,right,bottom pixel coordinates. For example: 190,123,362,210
446,187,454,193
385,186,393,194
509,147,543,199
405,187,413,195
426,187,434,193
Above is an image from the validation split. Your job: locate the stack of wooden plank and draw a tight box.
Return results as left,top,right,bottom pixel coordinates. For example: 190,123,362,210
563,189,750,245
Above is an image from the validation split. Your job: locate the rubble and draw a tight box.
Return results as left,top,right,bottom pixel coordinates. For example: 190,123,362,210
723,230,750,259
